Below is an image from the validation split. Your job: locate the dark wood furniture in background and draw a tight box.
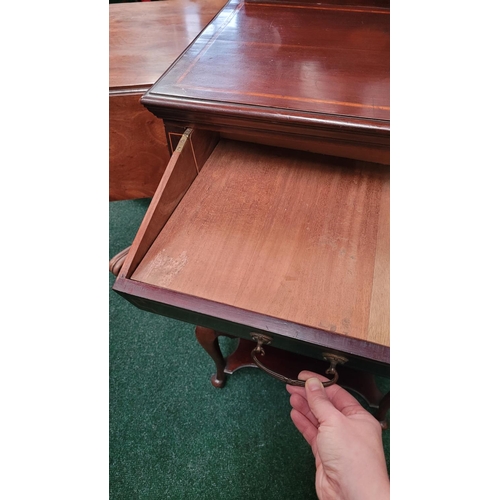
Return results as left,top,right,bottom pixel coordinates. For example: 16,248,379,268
111,0,390,422
109,0,227,201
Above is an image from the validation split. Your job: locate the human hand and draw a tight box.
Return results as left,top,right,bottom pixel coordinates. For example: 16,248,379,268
287,371,389,500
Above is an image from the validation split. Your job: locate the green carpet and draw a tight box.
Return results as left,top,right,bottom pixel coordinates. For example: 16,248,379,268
109,198,389,499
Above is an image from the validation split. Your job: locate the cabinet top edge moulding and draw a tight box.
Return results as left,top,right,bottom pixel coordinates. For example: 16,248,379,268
141,0,390,164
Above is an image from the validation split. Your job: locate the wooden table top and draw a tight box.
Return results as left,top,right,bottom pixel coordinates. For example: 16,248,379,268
109,0,228,90
143,0,389,125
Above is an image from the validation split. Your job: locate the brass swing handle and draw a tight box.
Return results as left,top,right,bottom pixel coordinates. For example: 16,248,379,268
250,333,348,387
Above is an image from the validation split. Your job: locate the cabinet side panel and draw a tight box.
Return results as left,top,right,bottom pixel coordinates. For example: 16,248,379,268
109,93,170,201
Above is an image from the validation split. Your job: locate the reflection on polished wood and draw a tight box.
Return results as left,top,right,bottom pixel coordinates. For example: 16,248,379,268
110,0,230,90
142,0,390,164
109,0,228,201
154,2,389,119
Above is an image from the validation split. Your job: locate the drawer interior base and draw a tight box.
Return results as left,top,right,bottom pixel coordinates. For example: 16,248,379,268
131,139,389,348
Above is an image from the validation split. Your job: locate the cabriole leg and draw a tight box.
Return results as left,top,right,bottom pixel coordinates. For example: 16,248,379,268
195,326,227,388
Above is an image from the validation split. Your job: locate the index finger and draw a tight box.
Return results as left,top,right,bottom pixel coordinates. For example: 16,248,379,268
297,370,365,415
286,370,330,397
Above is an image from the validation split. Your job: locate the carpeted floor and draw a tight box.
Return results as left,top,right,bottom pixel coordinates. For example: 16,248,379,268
109,198,389,499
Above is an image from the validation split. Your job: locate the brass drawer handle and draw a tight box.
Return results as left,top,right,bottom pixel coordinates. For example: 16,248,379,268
250,333,347,387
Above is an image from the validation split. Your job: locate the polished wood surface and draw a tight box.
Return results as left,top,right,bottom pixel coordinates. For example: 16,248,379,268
109,93,170,201
110,0,229,90
149,1,389,119
113,277,389,367
195,326,227,387
109,0,228,201
142,0,390,163
131,139,389,348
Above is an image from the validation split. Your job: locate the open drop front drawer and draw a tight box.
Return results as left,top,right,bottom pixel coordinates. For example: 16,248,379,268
113,128,389,376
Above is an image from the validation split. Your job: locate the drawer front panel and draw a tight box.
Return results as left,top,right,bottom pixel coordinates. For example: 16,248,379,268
114,278,389,377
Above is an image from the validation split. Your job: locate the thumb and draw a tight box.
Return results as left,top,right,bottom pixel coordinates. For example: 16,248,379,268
305,377,338,425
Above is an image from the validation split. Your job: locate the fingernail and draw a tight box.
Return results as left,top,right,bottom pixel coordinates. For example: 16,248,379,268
306,378,322,392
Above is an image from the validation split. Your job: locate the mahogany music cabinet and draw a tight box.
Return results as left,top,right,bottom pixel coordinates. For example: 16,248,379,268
111,0,390,421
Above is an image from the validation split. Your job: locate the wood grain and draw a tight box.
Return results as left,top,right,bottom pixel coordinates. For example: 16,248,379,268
119,129,219,279
109,0,229,89
220,127,389,165
142,0,390,163
112,277,390,367
244,0,389,5
367,174,389,345
132,139,389,348
109,0,227,200
109,93,170,201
